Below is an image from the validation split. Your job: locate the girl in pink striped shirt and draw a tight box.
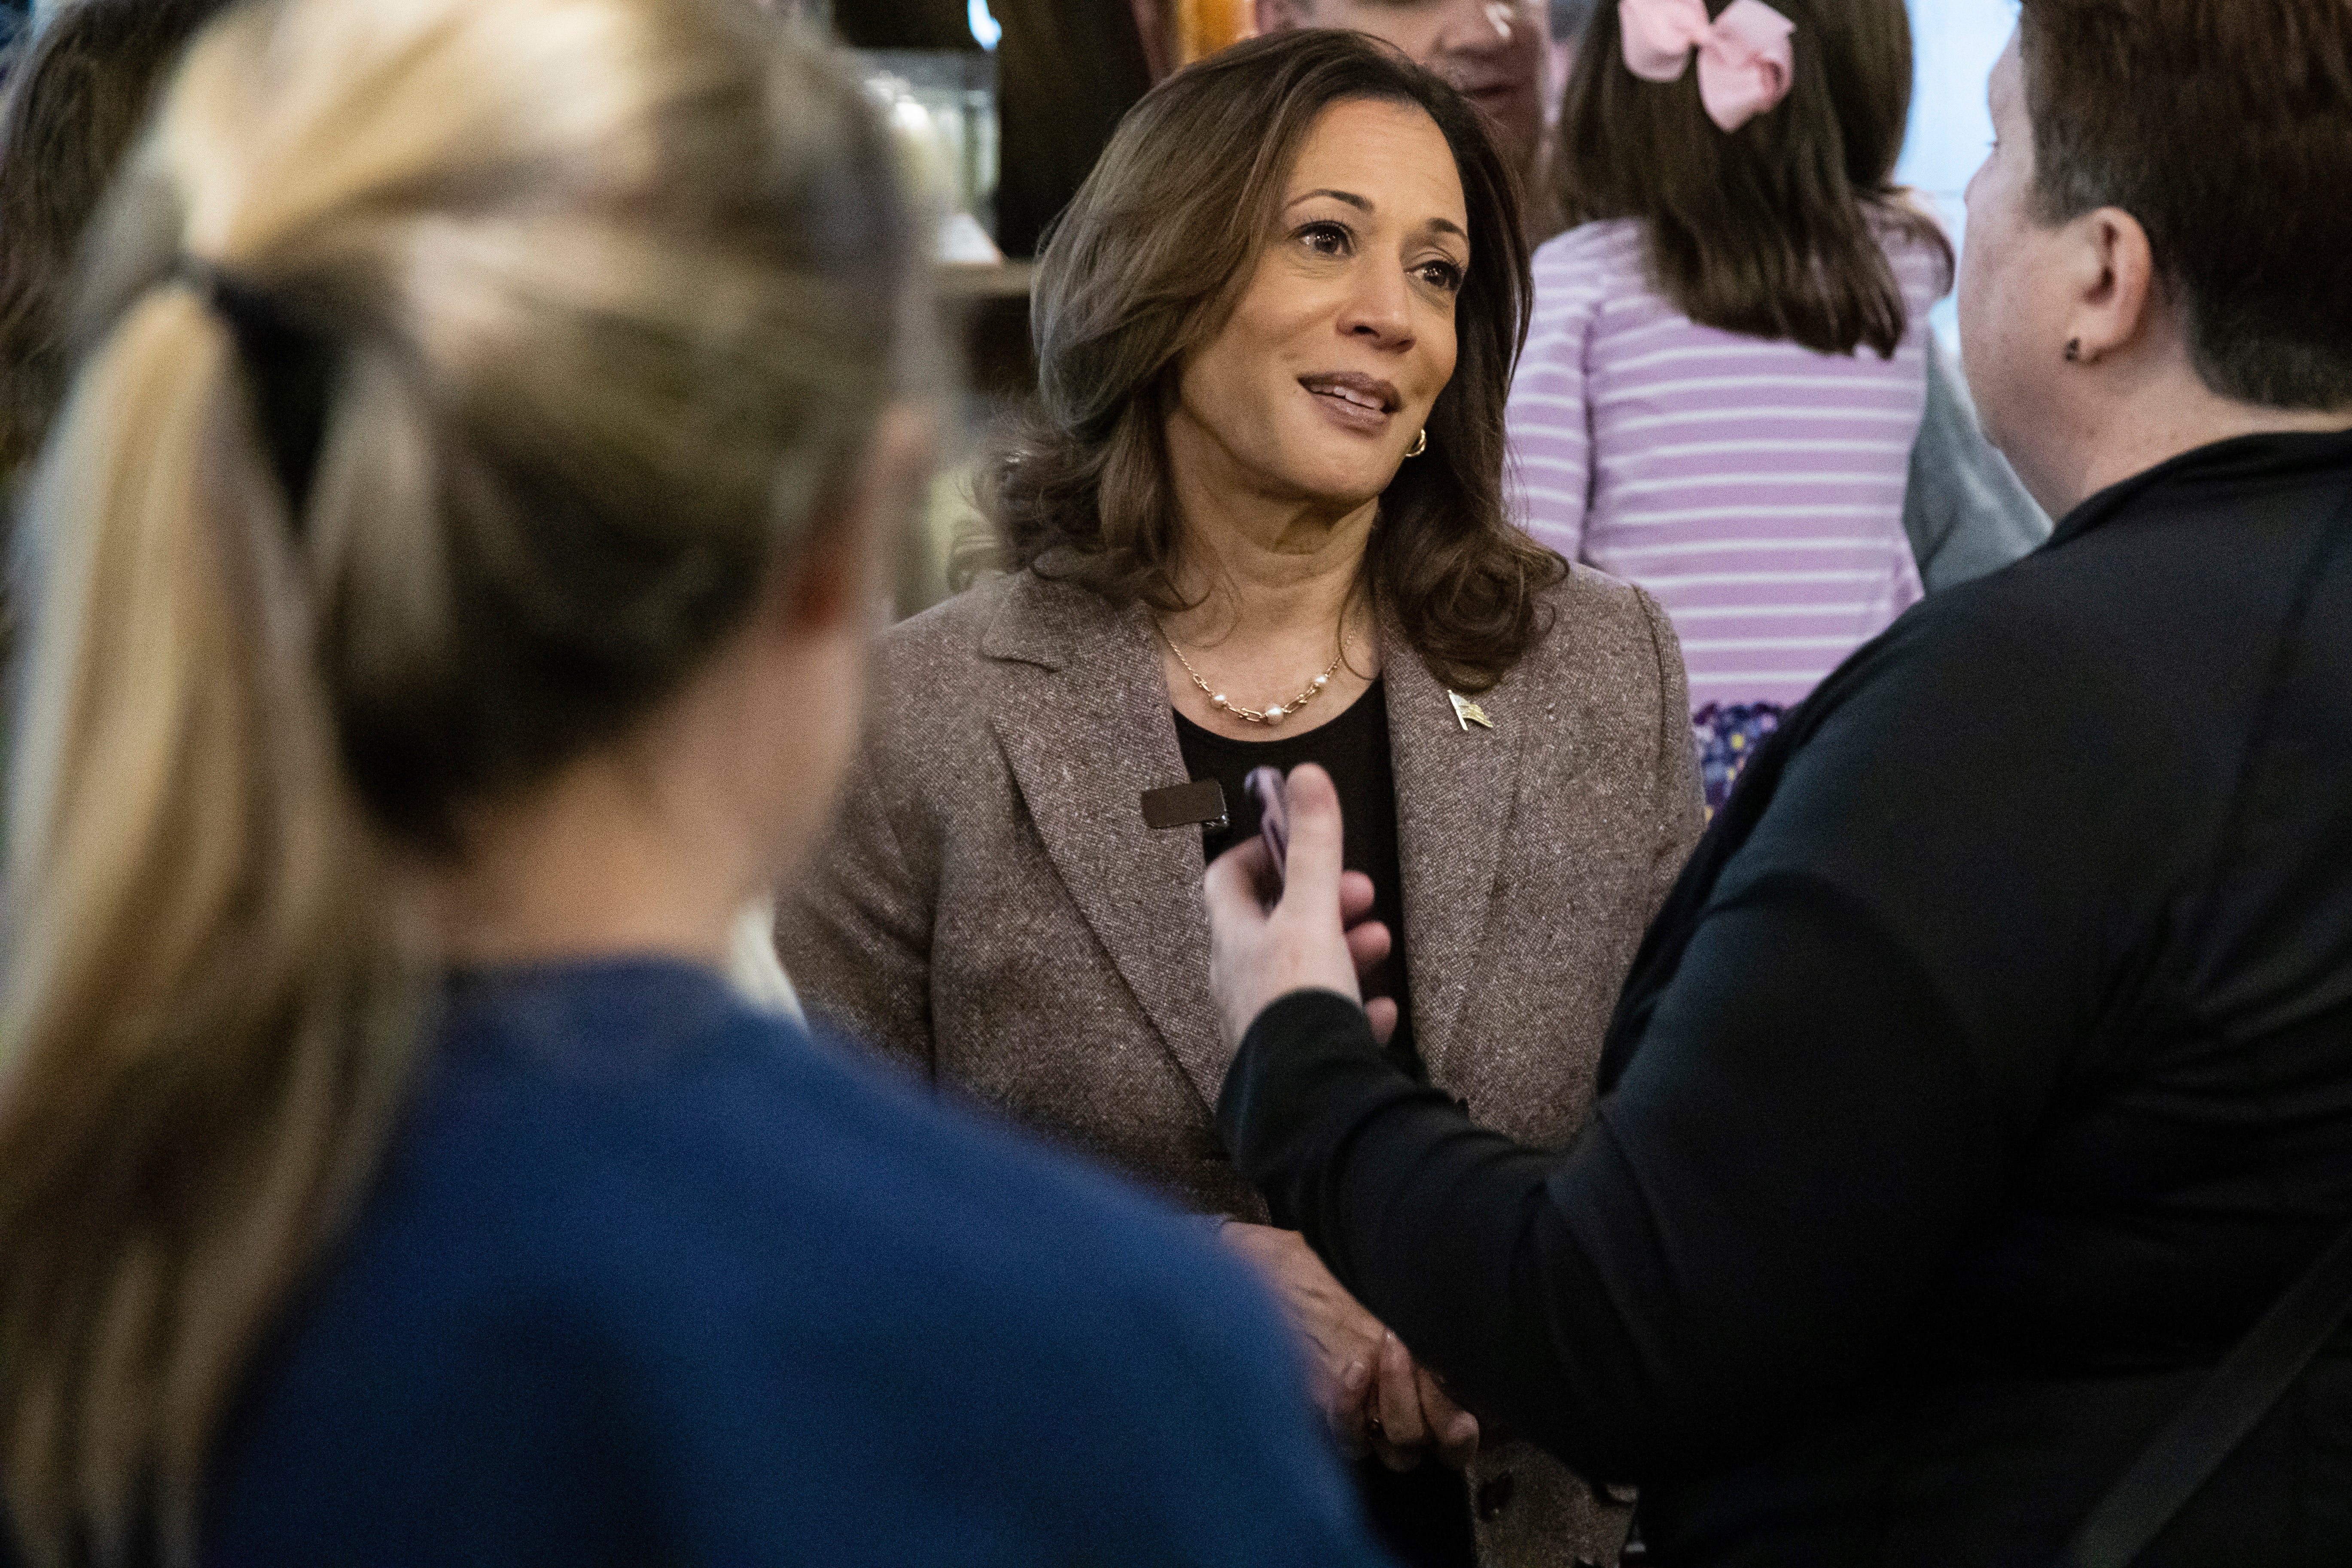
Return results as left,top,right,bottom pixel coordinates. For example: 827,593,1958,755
1508,0,1950,810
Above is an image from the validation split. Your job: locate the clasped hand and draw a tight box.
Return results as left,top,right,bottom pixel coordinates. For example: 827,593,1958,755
1203,764,1473,1468
1219,1221,1480,1469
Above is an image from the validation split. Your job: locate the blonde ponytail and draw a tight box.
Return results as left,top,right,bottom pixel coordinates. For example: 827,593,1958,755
2,280,423,1568
0,0,919,1560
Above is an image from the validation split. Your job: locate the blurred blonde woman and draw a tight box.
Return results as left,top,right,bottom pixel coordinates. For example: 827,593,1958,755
0,2,1390,1564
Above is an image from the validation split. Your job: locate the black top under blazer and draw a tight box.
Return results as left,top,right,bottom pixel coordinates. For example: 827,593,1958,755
1220,430,2352,1566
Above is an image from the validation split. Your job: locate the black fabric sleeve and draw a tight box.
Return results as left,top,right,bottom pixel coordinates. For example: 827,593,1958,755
1218,879,2005,1482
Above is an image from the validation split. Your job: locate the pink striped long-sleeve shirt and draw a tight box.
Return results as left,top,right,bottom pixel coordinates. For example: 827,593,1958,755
1506,218,1943,711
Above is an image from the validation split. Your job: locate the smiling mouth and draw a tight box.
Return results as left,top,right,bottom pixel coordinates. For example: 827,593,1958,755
1316,385,1386,412
1299,374,1400,415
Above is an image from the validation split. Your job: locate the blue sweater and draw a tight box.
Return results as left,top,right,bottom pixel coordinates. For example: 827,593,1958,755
187,958,1387,1566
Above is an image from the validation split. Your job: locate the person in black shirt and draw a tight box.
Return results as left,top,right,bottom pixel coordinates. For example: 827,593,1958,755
1209,9,2352,1563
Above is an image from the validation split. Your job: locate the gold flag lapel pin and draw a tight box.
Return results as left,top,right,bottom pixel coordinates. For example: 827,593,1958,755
1448,691,1494,731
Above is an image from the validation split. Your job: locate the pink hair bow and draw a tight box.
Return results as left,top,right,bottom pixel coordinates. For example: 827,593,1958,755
1619,0,1797,132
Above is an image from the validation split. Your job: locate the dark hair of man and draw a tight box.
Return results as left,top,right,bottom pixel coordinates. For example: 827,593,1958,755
981,29,1558,695
2019,0,2352,411
1551,0,1950,358
0,0,235,475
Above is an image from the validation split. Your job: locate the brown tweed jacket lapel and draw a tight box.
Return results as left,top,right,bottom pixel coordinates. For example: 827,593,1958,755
1383,625,1528,1092
785,566,1694,1568
979,574,1228,1110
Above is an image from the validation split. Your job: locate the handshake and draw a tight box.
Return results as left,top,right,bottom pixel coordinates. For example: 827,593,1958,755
1203,766,1474,1469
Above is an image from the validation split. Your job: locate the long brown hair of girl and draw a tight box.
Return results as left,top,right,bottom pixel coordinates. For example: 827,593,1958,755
1553,0,1951,357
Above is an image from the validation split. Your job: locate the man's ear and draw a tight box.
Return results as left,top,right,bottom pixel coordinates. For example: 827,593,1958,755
2064,205,2160,365
774,402,938,639
1256,0,1311,35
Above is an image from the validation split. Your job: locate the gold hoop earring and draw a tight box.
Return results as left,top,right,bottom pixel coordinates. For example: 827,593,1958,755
1405,428,1427,459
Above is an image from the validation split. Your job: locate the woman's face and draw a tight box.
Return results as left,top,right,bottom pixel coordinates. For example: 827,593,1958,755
1958,32,2075,502
1170,97,1469,514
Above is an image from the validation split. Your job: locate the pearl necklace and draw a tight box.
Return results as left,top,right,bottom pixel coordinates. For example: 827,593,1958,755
1157,621,1346,726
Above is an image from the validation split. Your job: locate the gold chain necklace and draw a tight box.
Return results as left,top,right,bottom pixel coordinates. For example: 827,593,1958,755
1156,620,1346,726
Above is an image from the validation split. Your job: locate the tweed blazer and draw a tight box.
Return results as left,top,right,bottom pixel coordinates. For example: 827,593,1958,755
777,564,1703,1568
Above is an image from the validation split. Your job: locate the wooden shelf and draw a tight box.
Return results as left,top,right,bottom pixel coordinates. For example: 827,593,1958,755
939,260,1036,301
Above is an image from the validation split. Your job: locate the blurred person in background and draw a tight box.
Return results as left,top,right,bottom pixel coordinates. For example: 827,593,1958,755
1213,1,2352,1562
0,1,1395,1563
1511,0,1951,815
1901,329,2049,591
992,0,1155,256
780,31,1701,1568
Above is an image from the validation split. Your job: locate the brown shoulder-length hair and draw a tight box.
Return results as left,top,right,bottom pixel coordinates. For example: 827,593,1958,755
1553,0,1951,357
982,28,1560,694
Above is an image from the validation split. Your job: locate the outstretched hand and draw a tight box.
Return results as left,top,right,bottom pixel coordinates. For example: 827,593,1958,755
1204,764,1396,1052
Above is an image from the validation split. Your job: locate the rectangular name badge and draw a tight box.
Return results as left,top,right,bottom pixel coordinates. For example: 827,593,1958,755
1141,779,1229,832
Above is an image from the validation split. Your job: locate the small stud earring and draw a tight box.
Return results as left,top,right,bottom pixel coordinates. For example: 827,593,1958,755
1404,428,1428,458
2064,338,2082,362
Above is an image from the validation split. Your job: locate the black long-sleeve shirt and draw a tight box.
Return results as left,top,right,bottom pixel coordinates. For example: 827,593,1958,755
1219,431,2352,1566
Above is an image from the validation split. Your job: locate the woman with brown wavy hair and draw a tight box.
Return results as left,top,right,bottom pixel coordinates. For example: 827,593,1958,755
779,29,1702,1568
